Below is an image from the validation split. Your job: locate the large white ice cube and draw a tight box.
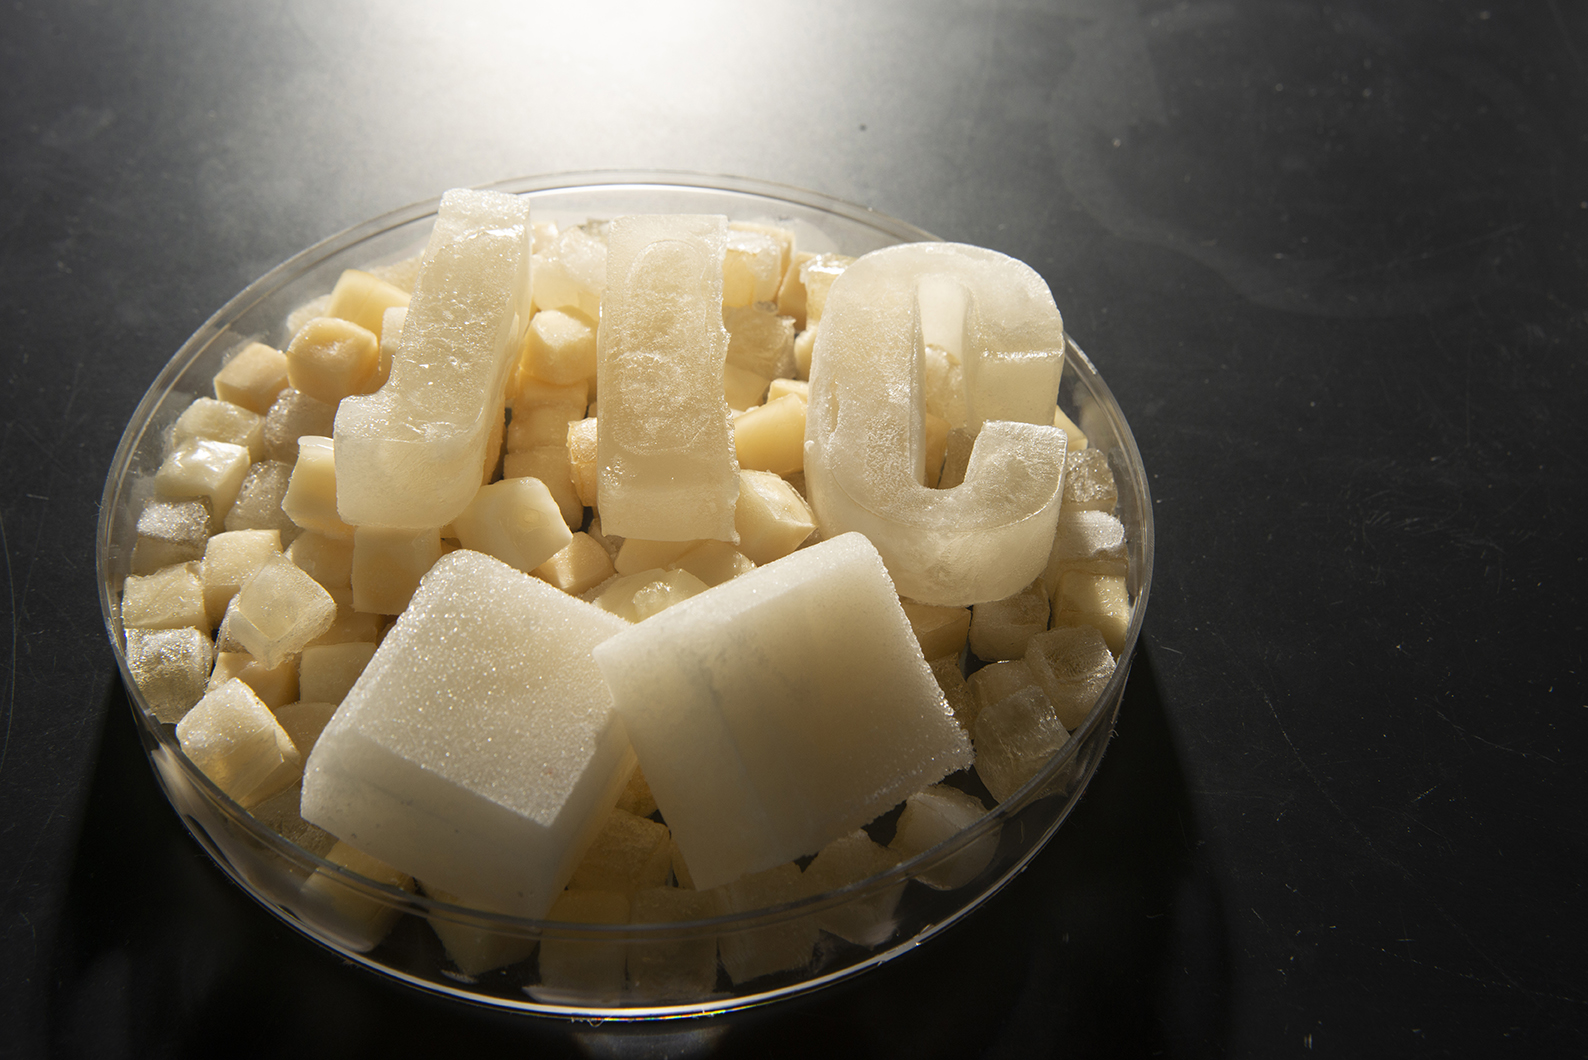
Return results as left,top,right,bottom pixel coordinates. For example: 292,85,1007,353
595,214,739,542
593,532,973,891
334,189,531,530
804,242,1069,606
300,549,635,919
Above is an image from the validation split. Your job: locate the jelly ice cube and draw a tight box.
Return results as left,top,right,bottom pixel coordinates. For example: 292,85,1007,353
120,562,208,631
175,678,301,806
713,862,818,984
593,532,973,891
967,579,1050,661
124,626,214,723
1023,624,1115,729
334,188,531,530
228,554,337,667
223,460,298,538
533,890,631,1003
449,476,572,576
595,214,738,542
888,784,997,891
263,388,336,464
803,830,905,947
130,498,211,575
627,886,720,1003
972,685,1071,803
804,242,1069,606
300,550,635,919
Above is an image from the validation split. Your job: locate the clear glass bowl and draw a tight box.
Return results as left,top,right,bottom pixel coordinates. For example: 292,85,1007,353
96,172,1154,1018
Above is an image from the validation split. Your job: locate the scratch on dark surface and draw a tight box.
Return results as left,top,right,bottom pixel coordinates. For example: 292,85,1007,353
1432,707,1557,766
0,511,14,783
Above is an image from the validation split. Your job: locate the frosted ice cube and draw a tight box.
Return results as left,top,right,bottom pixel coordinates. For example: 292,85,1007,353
973,685,1070,803
594,532,972,891
263,388,336,464
1062,448,1117,512
124,627,215,723
804,830,905,947
967,579,1050,661
532,890,630,1003
224,459,298,538
131,498,211,575
175,678,301,806
566,808,672,893
300,550,635,919
296,840,415,952
889,784,997,890
1041,508,1128,594
228,554,337,667
1023,625,1115,730
200,529,281,627
121,562,208,631
713,863,817,985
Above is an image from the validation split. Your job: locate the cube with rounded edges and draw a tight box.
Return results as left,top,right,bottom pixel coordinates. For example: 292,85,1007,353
593,532,972,891
449,476,572,576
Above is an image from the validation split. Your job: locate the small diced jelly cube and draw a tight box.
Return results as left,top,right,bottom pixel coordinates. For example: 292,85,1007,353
298,641,377,704
723,363,771,411
271,700,338,759
724,303,797,381
732,392,807,475
201,529,282,626
223,460,297,539
121,562,208,631
131,498,212,575
281,438,354,538
534,532,615,596
250,781,338,857
212,341,289,414
175,678,301,806
798,254,854,326
732,470,815,565
449,477,573,576
532,890,630,1003
973,685,1070,803
614,765,658,819
506,402,582,452
776,249,817,328
324,268,410,339
614,538,698,576
1052,571,1132,654
713,863,818,984
968,579,1050,661
722,227,784,308
263,388,336,464
297,840,415,953
207,651,299,709
532,224,607,319
566,808,672,893
766,378,809,403
424,884,538,978
565,416,599,506
154,438,252,527
593,568,709,623
1062,448,1117,513
350,527,442,615
284,531,355,590
1053,405,1088,451
1041,509,1128,594
286,317,381,405
900,599,972,662
228,555,337,667
124,627,215,723
520,307,598,387
930,655,978,734
627,886,720,1003
669,540,755,588
804,830,905,947
967,658,1038,720
502,446,582,530
1023,625,1115,730
889,784,997,891
169,398,264,461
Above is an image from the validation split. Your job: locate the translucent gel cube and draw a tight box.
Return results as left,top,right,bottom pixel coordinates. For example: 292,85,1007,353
627,886,720,1003
228,554,337,667
175,678,301,806
566,808,672,893
131,498,211,575
713,863,818,985
967,579,1050,661
888,784,997,891
532,890,631,1003
973,685,1071,803
124,626,215,723
804,831,906,947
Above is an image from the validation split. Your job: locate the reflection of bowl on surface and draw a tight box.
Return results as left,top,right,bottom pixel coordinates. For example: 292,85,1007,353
97,172,1154,1018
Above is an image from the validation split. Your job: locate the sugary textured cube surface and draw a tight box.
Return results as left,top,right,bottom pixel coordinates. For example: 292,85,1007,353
124,627,215,723
804,243,1069,606
175,678,301,806
120,562,208,631
889,784,998,891
1023,625,1116,730
973,685,1071,803
301,550,635,919
131,498,212,575
595,214,738,542
228,554,337,667
1062,448,1118,513
627,886,720,1003
1042,508,1128,594
594,532,973,891
532,890,630,1003
224,460,298,537
968,579,1050,661
334,189,531,530
713,862,818,984
804,831,906,947
968,658,1038,719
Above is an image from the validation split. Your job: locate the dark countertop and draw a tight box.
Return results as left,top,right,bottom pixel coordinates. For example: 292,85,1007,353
3,1,1584,1056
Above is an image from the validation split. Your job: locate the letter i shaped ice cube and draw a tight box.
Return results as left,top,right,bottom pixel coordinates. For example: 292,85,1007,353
596,215,739,542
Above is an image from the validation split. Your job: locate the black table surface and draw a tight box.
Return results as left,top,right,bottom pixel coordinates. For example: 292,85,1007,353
4,2,1584,1056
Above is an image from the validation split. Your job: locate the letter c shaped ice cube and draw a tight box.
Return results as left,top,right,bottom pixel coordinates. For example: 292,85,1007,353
803,242,1069,606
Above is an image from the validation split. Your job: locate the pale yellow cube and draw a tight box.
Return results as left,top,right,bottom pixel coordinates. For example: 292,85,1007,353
350,527,443,615
1053,405,1088,451
212,342,289,414
286,316,381,405
298,841,415,953
1052,570,1131,654
567,807,673,893
511,375,589,416
722,228,784,307
502,446,582,529
324,268,410,339
1062,448,1117,513
169,398,264,461
730,220,794,278
670,540,755,587
534,890,630,1003
425,885,538,978
627,886,719,1002
228,554,338,667
733,469,816,564
889,785,997,891
713,863,817,984
733,392,807,475
799,254,853,326
533,532,615,596
305,585,387,646
272,700,338,758
507,402,582,453
775,249,817,328
280,438,354,539
154,438,252,527
520,307,597,387
900,599,972,662
725,303,797,382
724,363,771,411
208,650,299,710
176,678,301,806
298,641,378,704
565,416,599,506
766,377,809,403
614,538,698,577
592,568,708,622
449,476,573,575
201,529,282,627
121,562,208,631
284,531,355,590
